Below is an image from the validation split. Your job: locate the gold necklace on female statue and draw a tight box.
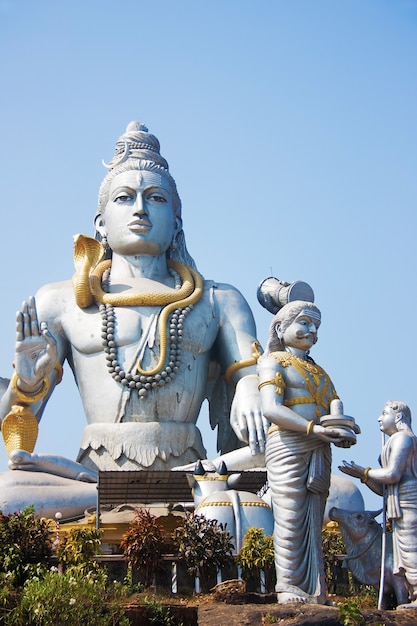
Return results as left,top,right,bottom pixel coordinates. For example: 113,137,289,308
98,260,203,399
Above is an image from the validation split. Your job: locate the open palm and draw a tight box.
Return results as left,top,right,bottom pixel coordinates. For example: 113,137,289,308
15,297,57,390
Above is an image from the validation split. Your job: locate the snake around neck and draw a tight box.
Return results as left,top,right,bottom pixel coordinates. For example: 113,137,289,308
99,260,203,398
72,236,203,399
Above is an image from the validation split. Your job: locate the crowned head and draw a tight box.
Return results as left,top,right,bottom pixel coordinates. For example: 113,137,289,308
266,300,321,353
95,121,196,268
97,121,181,218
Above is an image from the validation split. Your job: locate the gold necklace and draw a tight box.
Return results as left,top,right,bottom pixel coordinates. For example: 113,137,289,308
272,351,336,417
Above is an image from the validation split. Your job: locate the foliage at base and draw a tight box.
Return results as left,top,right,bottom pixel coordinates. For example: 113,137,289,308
337,599,365,626
236,527,274,587
57,526,103,577
143,596,176,625
2,571,129,626
121,509,165,588
0,506,53,587
173,513,234,593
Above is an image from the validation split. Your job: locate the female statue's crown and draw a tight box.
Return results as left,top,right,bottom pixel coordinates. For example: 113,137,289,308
103,120,169,171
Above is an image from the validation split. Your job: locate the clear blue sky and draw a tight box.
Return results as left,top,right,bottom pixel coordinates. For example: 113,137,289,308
0,0,416,511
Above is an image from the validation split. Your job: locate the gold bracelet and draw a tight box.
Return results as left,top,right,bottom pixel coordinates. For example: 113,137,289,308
361,467,371,483
10,372,50,404
306,420,315,436
223,342,263,383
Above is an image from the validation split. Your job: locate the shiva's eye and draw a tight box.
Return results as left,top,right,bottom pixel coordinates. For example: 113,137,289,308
114,194,133,203
149,194,167,203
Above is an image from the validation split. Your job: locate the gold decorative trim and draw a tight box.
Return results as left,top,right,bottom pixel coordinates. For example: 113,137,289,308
10,373,50,405
268,424,282,435
306,420,315,436
54,363,64,385
361,467,371,483
223,342,263,383
193,474,228,482
271,351,338,418
258,372,285,395
197,501,270,508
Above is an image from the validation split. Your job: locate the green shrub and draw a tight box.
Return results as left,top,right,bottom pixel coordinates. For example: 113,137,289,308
173,513,234,593
337,599,365,626
0,506,53,587
57,526,103,578
236,527,274,580
322,525,347,593
144,596,176,625
120,509,165,588
7,571,129,626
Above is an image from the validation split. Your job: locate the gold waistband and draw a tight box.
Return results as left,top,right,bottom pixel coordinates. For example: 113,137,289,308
268,424,283,435
284,397,314,407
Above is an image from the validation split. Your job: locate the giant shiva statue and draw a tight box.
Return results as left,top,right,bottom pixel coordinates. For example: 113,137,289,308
0,122,267,518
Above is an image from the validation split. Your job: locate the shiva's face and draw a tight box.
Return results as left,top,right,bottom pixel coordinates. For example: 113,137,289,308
96,169,179,257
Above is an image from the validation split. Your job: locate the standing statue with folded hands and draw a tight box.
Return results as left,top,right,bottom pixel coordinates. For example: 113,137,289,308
340,400,417,609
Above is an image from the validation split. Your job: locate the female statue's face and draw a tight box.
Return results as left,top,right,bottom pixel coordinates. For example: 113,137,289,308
99,169,177,257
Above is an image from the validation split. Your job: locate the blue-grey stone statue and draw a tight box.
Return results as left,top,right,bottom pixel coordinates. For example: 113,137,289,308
340,401,417,609
0,121,268,518
257,300,360,604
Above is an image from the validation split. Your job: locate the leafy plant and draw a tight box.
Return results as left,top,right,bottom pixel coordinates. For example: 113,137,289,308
173,513,234,593
57,526,103,578
337,599,365,626
236,527,274,582
123,562,144,594
6,571,129,626
322,524,347,593
120,508,165,588
0,506,53,587
144,596,176,625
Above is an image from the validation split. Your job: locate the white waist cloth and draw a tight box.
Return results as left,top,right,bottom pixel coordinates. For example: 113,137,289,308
77,422,206,471
265,429,331,602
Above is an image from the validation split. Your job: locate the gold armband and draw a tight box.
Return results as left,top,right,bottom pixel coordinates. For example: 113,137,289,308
10,372,50,404
306,420,315,436
223,341,263,384
1,404,39,456
361,467,371,483
258,372,286,395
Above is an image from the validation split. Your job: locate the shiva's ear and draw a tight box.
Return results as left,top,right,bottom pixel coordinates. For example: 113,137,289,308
174,216,182,237
94,213,107,238
171,217,183,250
